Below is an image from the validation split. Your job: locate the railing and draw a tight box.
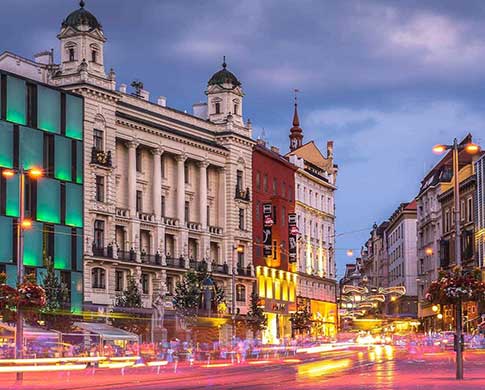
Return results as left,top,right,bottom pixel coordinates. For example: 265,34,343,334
92,246,112,258
188,222,202,231
209,226,223,235
116,208,129,218
138,212,156,222
165,256,186,269
212,262,229,274
162,216,178,226
118,250,137,262
237,265,252,277
235,187,250,201
91,147,112,167
140,252,162,265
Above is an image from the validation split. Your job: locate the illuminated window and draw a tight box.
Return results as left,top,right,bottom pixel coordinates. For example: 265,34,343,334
65,95,83,140
281,280,288,301
274,279,281,300
6,76,26,125
54,135,72,181
266,277,273,299
36,178,60,224
258,275,265,298
289,282,295,302
236,284,246,302
37,86,60,134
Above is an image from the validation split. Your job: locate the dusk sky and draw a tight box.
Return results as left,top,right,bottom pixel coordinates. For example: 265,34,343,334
3,0,485,277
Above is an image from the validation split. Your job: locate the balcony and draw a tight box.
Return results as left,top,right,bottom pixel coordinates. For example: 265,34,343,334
209,226,223,235
165,256,186,269
237,265,252,277
162,216,179,227
92,245,113,259
188,222,202,231
91,147,112,168
116,208,130,218
118,249,137,262
212,262,229,274
189,259,209,272
138,212,156,223
140,252,162,265
235,187,250,201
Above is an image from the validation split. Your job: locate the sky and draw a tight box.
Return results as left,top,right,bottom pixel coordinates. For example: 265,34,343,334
3,0,485,277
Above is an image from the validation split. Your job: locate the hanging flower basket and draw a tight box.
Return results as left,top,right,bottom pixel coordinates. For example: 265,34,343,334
17,281,47,309
426,266,485,305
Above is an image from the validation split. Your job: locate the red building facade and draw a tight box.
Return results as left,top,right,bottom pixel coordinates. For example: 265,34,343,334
252,141,298,343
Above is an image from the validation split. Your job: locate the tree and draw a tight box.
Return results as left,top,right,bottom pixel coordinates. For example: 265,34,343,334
290,303,312,336
40,257,71,332
112,275,150,336
245,291,267,336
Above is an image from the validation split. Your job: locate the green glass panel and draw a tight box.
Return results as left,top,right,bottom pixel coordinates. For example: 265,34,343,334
6,264,17,287
20,126,43,170
37,267,47,285
65,183,82,227
36,178,60,224
66,95,83,140
6,76,26,125
37,86,60,134
54,136,72,181
0,216,13,263
54,225,71,270
0,121,14,168
71,272,82,313
76,228,83,271
5,174,19,217
76,141,83,184
24,221,43,267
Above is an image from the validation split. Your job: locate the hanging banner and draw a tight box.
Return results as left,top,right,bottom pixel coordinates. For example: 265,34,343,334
263,203,273,256
288,213,297,263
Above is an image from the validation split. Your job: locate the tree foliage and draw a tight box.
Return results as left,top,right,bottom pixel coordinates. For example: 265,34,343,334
115,275,142,308
290,303,312,334
245,291,267,334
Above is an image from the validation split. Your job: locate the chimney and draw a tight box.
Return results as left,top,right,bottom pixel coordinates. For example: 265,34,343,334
157,96,167,107
139,89,150,101
192,102,207,119
34,49,53,65
327,140,334,159
119,83,127,93
270,146,280,154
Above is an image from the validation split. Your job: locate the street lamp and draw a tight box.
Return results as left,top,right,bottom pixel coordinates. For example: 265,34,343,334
432,138,481,380
3,166,43,382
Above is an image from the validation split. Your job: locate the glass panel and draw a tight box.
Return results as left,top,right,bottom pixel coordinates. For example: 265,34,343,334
76,141,83,184
24,221,43,267
6,76,26,125
76,228,83,271
65,183,82,227
0,216,12,263
37,267,47,285
36,178,60,224
65,94,83,140
5,173,19,217
6,264,17,287
54,135,72,181
71,271,82,313
20,126,43,170
0,121,14,168
37,85,60,134
54,225,71,270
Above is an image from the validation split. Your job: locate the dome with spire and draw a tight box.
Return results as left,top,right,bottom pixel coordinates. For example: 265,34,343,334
208,57,241,88
62,0,102,32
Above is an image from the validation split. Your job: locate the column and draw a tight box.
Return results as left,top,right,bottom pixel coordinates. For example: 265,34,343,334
176,154,186,225
127,140,138,217
198,161,209,229
152,147,163,220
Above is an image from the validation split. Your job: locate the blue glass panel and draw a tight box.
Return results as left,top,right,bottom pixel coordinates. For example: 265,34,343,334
0,121,14,168
6,264,17,287
76,141,83,184
6,76,26,125
36,178,60,224
65,95,83,140
71,272,82,313
24,221,43,267
37,86,60,134
5,173,19,217
0,216,12,263
54,225,71,270
65,183,82,227
54,136,72,181
20,126,43,170
76,228,83,271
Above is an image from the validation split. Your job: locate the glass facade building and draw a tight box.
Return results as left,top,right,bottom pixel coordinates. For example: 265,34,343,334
0,71,83,313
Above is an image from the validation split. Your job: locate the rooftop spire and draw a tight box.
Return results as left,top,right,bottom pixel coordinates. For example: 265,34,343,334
80,0,85,8
292,88,300,126
222,55,227,69
289,89,303,151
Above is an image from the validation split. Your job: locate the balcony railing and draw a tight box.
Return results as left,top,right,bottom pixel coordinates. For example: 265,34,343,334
188,222,202,231
92,246,112,258
235,187,250,201
140,252,162,265
165,256,186,269
91,147,112,167
209,226,223,235
162,217,179,226
237,265,252,277
212,262,229,275
118,250,137,262
116,208,130,218
138,212,156,222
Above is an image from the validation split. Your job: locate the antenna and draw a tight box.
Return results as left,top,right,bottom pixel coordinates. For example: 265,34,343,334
293,88,300,104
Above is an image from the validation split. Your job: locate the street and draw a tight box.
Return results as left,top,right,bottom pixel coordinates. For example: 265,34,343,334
1,345,484,390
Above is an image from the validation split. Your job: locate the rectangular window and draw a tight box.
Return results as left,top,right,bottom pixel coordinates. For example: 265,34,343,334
65,183,83,227
36,178,60,224
185,201,190,223
255,172,260,190
467,197,473,222
255,201,261,221
263,174,268,192
0,121,14,168
38,85,60,134
184,163,189,183
54,135,72,181
136,147,142,172
207,205,210,226
93,129,103,151
161,195,166,217
236,170,243,191
95,175,104,202
273,206,277,224
236,284,246,302
26,83,37,129
282,206,286,226
115,270,124,292
20,126,43,170
272,240,277,259
272,177,277,195
141,273,149,294
136,190,143,212
238,208,245,230
65,94,83,140
6,76,26,125
94,219,105,249
161,156,165,178
44,134,54,178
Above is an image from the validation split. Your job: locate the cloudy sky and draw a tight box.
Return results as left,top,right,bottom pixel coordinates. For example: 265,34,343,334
3,0,485,277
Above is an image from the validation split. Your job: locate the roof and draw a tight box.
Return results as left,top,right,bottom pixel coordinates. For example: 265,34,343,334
73,322,139,341
208,59,241,88
404,199,417,211
62,1,102,32
286,141,331,171
253,143,298,171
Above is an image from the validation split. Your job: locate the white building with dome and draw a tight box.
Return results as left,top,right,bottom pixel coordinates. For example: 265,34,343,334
0,0,255,340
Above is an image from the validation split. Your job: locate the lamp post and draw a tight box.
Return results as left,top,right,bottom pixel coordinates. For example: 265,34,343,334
432,138,480,380
3,166,43,382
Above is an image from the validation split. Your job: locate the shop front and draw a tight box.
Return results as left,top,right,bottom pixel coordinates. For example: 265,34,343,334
310,299,337,337
261,299,295,344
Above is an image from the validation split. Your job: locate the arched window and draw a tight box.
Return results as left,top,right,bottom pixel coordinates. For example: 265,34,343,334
69,48,75,62
236,284,246,302
91,50,97,63
92,267,106,289
215,102,220,114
